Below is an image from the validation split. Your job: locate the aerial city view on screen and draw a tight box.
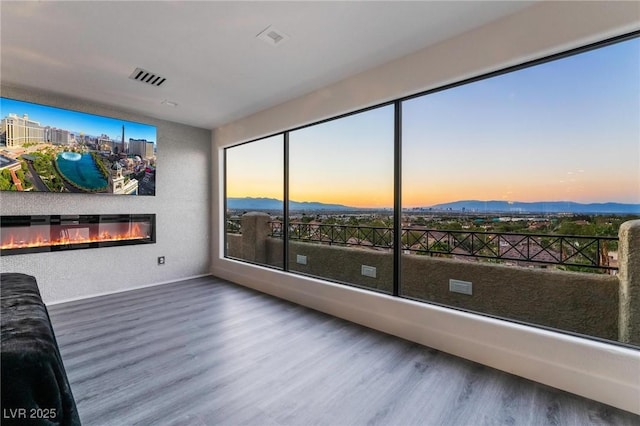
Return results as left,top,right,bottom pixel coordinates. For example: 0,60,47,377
0,97,157,195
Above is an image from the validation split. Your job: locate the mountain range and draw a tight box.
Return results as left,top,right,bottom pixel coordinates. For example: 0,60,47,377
227,197,639,214
429,200,639,214
227,197,353,211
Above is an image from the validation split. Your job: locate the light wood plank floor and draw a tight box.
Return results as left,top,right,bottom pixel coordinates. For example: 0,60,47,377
47,276,639,426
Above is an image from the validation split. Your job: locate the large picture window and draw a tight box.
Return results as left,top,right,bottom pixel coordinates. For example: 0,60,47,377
224,34,640,346
400,36,640,342
225,135,284,269
288,105,395,293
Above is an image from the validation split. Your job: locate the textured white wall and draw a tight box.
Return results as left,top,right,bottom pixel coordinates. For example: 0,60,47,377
0,84,211,303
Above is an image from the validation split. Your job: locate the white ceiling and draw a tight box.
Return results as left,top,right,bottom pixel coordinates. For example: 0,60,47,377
1,1,536,130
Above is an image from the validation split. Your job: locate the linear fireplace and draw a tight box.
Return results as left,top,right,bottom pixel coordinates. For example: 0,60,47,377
0,214,155,256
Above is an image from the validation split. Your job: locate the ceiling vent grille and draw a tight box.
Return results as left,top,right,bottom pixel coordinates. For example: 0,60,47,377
257,25,289,46
129,67,166,87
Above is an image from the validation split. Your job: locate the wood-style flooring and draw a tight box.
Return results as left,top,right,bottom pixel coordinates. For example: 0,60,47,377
47,276,639,425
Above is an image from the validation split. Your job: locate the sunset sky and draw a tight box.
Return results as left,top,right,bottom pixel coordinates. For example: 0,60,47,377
227,37,639,208
226,134,284,201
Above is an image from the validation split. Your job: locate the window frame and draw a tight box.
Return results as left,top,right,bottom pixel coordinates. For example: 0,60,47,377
223,30,640,347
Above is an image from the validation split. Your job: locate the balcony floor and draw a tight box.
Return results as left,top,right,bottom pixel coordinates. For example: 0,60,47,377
48,276,639,425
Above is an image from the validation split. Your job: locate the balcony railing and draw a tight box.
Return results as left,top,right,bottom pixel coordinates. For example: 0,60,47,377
226,220,618,271
401,228,617,271
274,221,394,249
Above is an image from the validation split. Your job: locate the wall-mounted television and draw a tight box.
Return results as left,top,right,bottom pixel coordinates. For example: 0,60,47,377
0,97,157,196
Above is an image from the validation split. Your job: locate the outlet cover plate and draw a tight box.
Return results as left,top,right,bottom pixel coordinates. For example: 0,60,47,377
361,265,377,278
449,279,472,295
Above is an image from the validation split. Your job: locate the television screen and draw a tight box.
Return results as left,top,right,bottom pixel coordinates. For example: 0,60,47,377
0,97,157,196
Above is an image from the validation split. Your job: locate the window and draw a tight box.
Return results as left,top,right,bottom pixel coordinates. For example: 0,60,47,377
400,37,639,343
224,34,639,346
224,135,284,269
288,105,395,293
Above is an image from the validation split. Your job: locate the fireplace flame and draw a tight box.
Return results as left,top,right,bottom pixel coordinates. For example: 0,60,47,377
1,225,149,250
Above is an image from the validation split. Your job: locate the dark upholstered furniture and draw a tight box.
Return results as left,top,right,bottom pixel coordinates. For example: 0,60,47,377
1,273,80,425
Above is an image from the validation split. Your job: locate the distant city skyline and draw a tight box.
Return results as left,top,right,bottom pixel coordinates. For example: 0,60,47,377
231,37,638,208
0,97,156,143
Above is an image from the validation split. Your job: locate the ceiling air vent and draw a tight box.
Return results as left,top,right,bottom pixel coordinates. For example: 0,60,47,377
129,67,166,87
257,25,289,46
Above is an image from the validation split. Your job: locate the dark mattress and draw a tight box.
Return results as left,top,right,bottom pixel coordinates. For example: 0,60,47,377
1,273,80,425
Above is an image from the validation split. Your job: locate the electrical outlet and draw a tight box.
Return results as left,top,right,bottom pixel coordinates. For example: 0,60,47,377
361,265,377,278
296,254,307,265
449,279,472,295
158,256,165,265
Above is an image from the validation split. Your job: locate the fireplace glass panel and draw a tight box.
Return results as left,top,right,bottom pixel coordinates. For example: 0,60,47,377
0,214,155,255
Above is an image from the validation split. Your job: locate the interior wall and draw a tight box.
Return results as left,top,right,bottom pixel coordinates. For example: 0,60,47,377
211,1,640,414
0,84,212,303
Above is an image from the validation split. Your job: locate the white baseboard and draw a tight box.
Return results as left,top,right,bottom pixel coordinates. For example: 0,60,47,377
46,273,213,306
